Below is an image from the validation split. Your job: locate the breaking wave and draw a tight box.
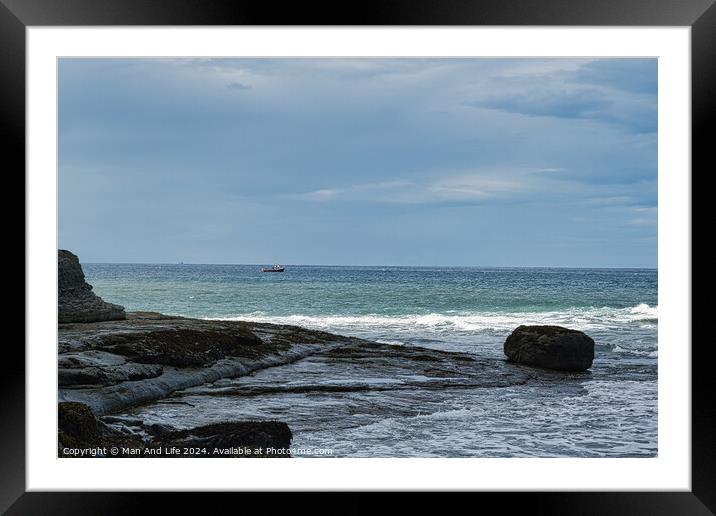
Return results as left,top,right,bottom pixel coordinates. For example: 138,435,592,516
211,304,658,356
215,304,657,334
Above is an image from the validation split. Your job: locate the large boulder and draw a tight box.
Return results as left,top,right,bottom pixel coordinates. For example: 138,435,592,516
58,250,125,323
504,325,594,372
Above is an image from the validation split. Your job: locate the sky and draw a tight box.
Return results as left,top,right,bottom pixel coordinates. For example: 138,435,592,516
58,58,657,267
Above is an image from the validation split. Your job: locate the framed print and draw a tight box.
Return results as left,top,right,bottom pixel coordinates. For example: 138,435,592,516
7,0,713,512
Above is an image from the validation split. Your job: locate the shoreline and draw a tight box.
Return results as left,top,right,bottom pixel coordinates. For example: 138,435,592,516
58,310,543,457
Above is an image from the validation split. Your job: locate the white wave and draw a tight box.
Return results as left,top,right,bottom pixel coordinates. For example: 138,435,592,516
612,345,658,357
212,304,658,335
375,339,407,346
628,303,658,318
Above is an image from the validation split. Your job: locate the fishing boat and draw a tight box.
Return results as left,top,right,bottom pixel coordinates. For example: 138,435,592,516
261,264,285,272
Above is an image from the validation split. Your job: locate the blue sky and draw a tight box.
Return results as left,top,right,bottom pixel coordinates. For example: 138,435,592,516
59,58,657,267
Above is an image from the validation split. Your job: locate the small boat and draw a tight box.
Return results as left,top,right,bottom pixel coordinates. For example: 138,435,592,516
261,264,285,272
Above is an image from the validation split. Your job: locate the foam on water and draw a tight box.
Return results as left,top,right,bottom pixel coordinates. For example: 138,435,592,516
214,303,658,356
219,303,655,328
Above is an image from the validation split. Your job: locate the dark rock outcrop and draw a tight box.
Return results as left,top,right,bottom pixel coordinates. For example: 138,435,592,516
104,327,264,367
155,422,293,457
58,401,144,456
58,401,292,458
504,325,594,372
58,250,125,323
58,401,99,446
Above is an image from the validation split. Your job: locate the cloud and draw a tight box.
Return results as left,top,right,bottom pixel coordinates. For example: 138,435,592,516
574,59,657,95
183,57,448,81
226,81,251,91
428,174,527,201
297,181,412,202
295,169,568,205
584,195,636,206
626,206,657,226
469,88,610,120
464,59,657,133
301,188,340,201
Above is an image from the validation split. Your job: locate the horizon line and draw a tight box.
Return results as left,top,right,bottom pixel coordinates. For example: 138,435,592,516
81,261,657,270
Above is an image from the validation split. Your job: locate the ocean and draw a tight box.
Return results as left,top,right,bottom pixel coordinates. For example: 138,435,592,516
85,264,658,457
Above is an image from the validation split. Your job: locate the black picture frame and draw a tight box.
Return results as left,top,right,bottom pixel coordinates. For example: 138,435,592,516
6,0,712,512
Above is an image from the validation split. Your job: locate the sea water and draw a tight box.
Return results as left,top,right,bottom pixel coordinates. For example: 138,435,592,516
85,264,658,457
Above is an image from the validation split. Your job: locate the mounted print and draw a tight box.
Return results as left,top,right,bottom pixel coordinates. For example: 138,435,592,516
57,57,658,459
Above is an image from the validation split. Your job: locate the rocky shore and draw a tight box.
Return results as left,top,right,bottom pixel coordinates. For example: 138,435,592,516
59,312,369,414
58,311,538,457
58,310,371,457
58,250,595,458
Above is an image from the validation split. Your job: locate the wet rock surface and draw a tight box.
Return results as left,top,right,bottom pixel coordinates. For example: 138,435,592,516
58,350,164,386
109,338,540,457
189,342,534,398
58,312,366,414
